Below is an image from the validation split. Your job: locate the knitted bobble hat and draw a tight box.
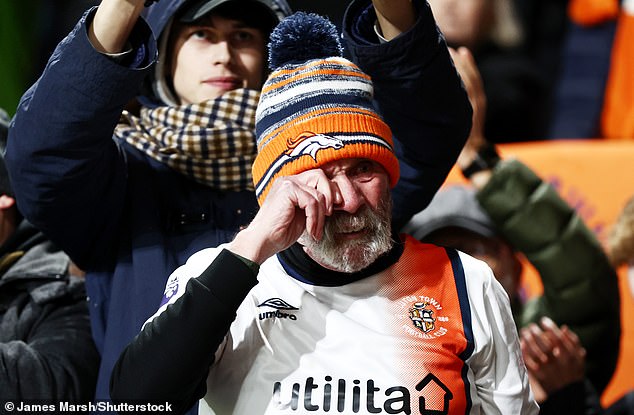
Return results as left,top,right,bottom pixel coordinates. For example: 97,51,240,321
252,12,400,204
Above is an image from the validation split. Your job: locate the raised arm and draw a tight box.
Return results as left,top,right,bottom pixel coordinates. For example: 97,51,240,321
89,0,146,53
372,0,416,40
343,0,472,230
451,47,621,395
5,0,156,269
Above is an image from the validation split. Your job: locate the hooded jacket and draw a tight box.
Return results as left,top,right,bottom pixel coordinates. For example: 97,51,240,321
5,0,470,408
0,220,99,401
477,159,620,395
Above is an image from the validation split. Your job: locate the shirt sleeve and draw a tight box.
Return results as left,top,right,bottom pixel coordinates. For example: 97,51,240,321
110,248,258,415
460,252,540,414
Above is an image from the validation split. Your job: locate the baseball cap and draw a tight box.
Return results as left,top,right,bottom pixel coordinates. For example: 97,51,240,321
179,0,280,23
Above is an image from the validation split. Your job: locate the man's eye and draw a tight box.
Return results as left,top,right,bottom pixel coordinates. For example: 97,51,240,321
228,29,263,50
233,31,255,42
358,163,372,173
190,30,208,39
351,161,375,181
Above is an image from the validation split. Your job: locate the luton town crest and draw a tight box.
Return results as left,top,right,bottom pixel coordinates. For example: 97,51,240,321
409,302,436,333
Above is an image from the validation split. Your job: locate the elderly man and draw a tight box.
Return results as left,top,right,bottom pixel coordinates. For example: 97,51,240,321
111,11,537,415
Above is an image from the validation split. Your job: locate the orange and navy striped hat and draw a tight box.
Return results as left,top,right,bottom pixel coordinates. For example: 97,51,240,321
252,12,399,204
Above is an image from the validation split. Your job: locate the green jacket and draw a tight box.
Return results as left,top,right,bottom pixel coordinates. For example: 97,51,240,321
477,159,621,395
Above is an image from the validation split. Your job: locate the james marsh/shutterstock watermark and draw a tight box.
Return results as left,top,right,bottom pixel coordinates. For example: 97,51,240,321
2,400,173,413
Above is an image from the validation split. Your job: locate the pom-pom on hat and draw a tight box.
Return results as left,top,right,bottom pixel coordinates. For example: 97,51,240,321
252,12,399,204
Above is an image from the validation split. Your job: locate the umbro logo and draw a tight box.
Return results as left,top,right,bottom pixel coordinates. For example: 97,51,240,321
258,298,298,310
258,298,299,321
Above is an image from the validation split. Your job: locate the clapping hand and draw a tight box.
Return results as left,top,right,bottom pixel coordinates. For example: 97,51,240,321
520,317,586,402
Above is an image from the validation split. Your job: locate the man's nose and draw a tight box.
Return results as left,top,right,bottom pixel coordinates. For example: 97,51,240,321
332,176,365,214
212,40,232,65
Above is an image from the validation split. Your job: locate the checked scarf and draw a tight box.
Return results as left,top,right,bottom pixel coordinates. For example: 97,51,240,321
115,88,259,191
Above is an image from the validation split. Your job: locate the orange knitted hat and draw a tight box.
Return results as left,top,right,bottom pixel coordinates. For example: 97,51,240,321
252,12,399,204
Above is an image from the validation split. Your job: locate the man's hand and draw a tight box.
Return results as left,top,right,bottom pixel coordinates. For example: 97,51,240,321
89,0,146,54
449,47,487,167
520,317,586,403
373,0,416,40
230,169,341,264
449,46,494,189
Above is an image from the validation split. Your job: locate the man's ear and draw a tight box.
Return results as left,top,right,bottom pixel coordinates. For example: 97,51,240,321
0,194,16,210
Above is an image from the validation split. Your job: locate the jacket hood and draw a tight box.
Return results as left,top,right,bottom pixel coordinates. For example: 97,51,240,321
401,186,498,241
0,220,69,285
140,0,292,107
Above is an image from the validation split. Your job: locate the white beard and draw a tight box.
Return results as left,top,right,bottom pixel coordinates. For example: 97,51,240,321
300,197,393,273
